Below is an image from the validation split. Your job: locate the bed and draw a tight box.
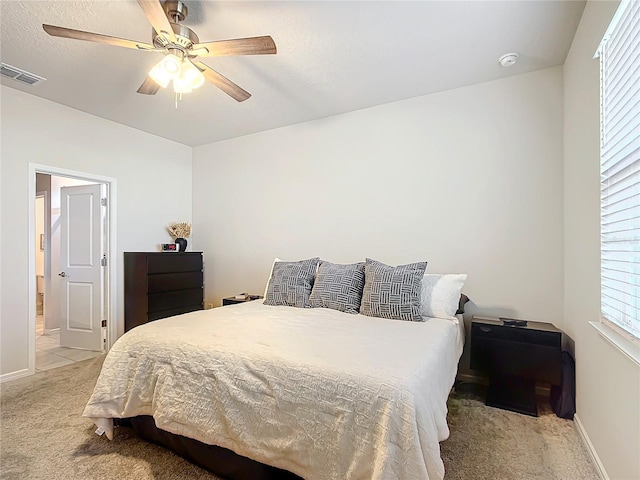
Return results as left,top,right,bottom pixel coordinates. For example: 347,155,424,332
84,299,464,480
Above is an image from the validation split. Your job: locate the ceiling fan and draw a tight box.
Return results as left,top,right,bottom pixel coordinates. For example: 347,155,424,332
42,0,276,102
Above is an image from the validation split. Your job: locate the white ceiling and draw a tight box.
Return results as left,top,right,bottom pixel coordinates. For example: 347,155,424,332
1,1,585,147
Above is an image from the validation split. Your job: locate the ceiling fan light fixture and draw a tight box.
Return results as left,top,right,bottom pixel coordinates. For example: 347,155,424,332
148,53,185,89
181,61,205,89
148,61,172,87
162,53,182,75
173,75,193,93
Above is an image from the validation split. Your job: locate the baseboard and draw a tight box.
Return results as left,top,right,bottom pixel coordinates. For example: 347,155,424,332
0,368,31,384
574,414,610,480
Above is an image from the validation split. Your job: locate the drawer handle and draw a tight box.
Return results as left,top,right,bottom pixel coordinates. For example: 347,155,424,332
480,326,492,333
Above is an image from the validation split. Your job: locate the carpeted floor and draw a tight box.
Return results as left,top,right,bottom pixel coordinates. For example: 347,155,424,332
0,356,599,480
442,385,599,480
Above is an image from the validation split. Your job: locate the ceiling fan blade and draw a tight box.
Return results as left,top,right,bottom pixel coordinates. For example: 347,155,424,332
194,62,251,102
43,24,154,50
137,76,161,95
192,36,277,57
137,0,177,43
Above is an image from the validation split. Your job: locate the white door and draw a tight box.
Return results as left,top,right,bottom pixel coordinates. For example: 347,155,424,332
59,184,104,351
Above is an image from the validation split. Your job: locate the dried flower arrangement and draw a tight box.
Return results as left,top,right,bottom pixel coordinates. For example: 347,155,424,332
167,222,191,239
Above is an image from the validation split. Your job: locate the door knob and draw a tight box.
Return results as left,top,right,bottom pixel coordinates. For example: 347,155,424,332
58,272,67,277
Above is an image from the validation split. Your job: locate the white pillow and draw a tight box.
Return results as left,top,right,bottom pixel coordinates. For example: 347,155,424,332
419,274,467,320
263,257,283,298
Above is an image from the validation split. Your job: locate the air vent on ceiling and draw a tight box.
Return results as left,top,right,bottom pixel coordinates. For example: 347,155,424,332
0,63,46,86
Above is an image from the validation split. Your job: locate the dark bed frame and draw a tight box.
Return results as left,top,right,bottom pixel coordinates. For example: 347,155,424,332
117,416,302,480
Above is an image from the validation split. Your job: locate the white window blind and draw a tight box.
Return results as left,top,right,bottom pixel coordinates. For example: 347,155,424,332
597,0,640,339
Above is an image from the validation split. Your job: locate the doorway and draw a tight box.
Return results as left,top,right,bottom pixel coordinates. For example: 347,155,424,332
28,164,118,375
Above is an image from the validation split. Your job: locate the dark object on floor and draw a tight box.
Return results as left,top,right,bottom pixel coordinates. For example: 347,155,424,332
120,416,303,480
550,351,576,420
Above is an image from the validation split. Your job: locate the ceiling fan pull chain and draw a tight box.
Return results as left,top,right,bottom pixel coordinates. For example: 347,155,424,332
174,92,184,109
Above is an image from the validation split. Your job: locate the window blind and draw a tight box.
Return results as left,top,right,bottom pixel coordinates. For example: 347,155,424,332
597,0,640,339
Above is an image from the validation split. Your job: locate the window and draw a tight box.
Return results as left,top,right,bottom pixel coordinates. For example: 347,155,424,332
596,0,640,340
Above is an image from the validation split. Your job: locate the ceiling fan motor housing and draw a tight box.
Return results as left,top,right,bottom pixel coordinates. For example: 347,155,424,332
152,0,198,51
152,23,199,50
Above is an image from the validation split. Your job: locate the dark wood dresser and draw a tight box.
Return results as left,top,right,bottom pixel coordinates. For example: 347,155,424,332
124,252,204,332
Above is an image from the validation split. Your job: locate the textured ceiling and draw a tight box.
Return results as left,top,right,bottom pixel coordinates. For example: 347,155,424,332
0,1,585,147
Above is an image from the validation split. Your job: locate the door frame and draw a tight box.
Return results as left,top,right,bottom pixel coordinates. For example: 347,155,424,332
28,163,118,375
34,192,48,324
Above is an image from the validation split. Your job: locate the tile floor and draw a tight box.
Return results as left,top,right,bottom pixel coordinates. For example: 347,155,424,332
35,315,103,372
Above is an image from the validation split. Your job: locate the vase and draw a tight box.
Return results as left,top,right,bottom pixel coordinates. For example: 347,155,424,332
175,238,187,252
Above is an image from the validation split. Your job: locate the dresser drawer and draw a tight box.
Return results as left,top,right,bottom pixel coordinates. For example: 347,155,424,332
147,254,202,274
472,323,561,347
470,321,562,385
148,304,203,322
148,271,203,293
148,288,203,313
471,337,561,384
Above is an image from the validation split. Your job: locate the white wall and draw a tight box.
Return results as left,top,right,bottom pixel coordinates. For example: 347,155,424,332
192,67,565,345
563,2,640,479
0,85,192,378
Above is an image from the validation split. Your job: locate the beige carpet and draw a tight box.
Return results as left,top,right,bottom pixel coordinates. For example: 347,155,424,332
442,387,599,480
0,356,599,480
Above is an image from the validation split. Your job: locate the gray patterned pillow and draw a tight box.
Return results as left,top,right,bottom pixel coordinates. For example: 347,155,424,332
361,258,427,322
309,261,366,314
264,257,320,308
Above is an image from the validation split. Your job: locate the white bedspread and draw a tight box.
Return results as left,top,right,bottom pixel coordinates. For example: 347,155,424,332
84,301,463,480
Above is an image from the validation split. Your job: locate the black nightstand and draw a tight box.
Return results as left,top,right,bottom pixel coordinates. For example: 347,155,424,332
470,316,562,416
222,295,263,306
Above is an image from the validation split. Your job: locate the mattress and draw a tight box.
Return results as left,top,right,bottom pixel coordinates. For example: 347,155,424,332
84,301,464,480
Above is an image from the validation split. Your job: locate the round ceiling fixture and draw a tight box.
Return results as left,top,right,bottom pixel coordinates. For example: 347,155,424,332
499,53,519,67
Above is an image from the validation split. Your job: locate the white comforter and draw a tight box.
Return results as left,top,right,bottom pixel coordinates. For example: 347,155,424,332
84,301,463,480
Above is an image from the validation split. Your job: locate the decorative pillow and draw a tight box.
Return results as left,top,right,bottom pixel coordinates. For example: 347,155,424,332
264,257,320,308
419,274,468,320
309,261,366,314
360,258,427,322
263,257,283,298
